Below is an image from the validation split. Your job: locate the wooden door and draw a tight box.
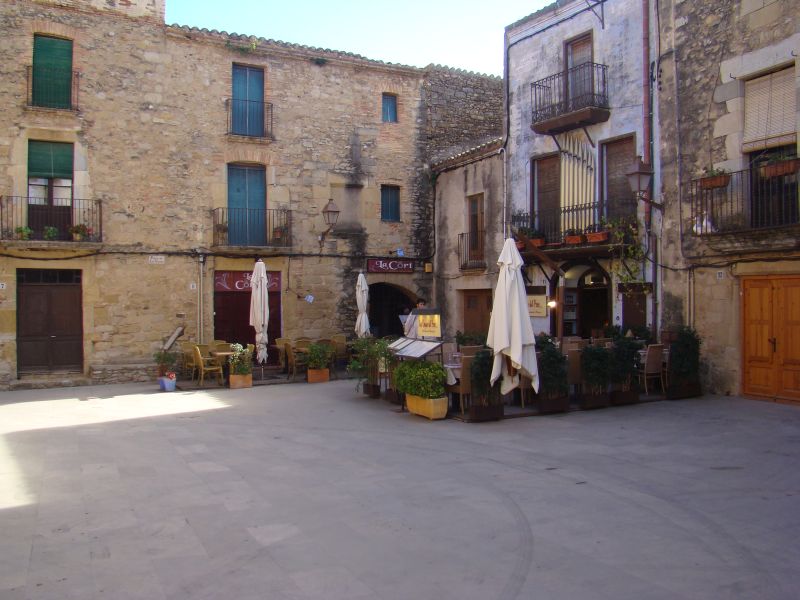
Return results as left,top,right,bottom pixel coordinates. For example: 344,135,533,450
467,193,484,263
214,290,282,364
17,270,83,373
462,289,492,337
743,277,800,401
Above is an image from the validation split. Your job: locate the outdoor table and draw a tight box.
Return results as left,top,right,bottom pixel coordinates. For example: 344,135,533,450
210,351,235,386
444,363,461,386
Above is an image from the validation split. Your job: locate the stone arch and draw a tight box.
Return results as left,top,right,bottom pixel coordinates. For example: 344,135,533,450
367,282,415,338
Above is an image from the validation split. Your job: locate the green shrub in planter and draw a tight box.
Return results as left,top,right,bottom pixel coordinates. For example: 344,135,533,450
347,337,393,385
455,330,486,347
229,343,253,375
307,342,334,369
667,326,702,398
394,360,446,399
469,348,502,406
581,345,611,395
153,349,178,376
609,336,643,390
536,334,567,399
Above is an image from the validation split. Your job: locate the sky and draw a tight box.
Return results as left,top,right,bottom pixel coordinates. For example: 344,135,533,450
165,0,552,76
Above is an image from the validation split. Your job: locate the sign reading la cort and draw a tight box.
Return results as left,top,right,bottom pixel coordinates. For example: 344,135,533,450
214,271,282,292
367,259,414,273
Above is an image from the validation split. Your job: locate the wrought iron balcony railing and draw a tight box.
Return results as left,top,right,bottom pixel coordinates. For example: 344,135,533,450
27,66,80,110
0,196,102,241
225,98,274,138
530,62,610,134
511,198,637,245
458,230,486,270
689,162,799,235
213,207,291,247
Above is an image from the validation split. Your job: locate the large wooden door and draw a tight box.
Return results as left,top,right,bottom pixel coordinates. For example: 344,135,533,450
17,269,83,373
462,289,492,337
743,277,800,402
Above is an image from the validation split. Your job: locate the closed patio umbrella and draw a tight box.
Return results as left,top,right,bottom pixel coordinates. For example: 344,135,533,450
249,259,270,364
487,238,539,395
355,273,371,338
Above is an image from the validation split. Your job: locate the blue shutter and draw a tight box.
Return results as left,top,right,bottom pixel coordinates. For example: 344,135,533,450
381,186,400,221
382,94,397,123
228,165,266,245
232,65,264,136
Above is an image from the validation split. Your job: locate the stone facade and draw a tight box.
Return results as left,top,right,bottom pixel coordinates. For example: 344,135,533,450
656,0,799,396
0,0,502,386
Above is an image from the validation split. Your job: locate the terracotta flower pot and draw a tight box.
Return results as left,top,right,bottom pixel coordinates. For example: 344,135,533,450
585,231,609,243
229,373,252,388
699,174,730,189
760,159,799,178
307,368,329,383
564,234,585,245
529,237,546,248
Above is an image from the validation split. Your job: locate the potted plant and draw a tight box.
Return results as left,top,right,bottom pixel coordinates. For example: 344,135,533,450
15,226,32,240
68,223,89,241
698,167,730,190
159,370,177,392
666,326,702,399
394,359,448,420
534,334,570,414
579,344,611,409
306,342,334,383
563,228,585,245
466,348,504,422
584,223,609,243
347,337,393,398
153,349,178,378
43,225,59,241
228,343,253,388
759,156,800,178
514,226,546,249
272,225,287,240
455,330,486,349
609,336,642,405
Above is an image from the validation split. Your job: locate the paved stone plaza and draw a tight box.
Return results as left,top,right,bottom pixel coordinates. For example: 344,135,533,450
1,381,798,599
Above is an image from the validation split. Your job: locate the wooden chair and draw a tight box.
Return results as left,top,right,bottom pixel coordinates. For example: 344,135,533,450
331,334,349,369
180,341,198,380
444,355,473,415
286,344,308,381
192,345,223,387
274,337,290,372
636,344,665,394
294,339,312,351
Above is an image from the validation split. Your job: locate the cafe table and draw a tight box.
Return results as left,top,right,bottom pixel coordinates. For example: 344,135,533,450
443,362,461,386
209,350,235,385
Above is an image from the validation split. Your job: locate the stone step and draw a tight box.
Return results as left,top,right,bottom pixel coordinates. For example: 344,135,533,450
10,373,92,390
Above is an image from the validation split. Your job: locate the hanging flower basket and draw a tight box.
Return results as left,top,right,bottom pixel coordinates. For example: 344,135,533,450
529,237,546,248
699,174,730,189
564,232,585,245
585,230,609,243
759,158,800,179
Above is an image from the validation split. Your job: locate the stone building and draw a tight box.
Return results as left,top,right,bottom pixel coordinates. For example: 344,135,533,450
655,0,799,401
505,0,657,341
0,0,502,387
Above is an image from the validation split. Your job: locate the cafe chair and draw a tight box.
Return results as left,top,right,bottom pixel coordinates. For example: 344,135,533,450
567,349,582,397
274,337,290,372
180,341,198,380
331,334,349,369
286,344,308,381
444,355,473,415
192,345,224,387
636,344,665,394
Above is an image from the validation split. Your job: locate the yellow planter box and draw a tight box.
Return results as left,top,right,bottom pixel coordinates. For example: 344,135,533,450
229,374,252,389
406,394,448,420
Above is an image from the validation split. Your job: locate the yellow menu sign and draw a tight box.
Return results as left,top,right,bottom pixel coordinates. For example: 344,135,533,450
417,313,441,338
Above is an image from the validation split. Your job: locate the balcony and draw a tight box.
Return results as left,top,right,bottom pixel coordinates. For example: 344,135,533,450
689,162,799,236
213,207,291,247
458,231,486,270
530,62,610,135
511,198,637,250
225,98,274,139
26,66,80,110
0,197,102,241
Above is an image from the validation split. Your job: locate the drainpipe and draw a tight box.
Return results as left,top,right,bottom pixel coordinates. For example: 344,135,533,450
197,253,206,343
642,0,659,337
500,147,507,238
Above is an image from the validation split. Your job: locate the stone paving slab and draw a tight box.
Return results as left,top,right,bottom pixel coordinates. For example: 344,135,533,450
0,381,799,599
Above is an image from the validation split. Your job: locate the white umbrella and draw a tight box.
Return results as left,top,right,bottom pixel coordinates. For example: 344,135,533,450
249,259,270,364
355,273,371,338
487,238,540,395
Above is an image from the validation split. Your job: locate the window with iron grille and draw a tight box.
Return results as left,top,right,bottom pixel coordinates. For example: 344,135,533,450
381,185,400,221
382,93,397,123
32,35,73,109
232,65,265,137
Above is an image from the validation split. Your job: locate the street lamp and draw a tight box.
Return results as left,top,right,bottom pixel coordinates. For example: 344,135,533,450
626,157,662,211
318,198,340,249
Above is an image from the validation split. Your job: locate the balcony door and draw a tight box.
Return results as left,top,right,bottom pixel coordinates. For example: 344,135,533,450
227,164,266,246
467,193,484,262
601,135,636,222
565,34,592,111
28,141,73,240
232,65,264,137
532,155,561,241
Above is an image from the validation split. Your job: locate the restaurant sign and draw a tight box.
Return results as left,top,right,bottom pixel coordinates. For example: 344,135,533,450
214,270,282,293
367,258,414,273
416,313,441,338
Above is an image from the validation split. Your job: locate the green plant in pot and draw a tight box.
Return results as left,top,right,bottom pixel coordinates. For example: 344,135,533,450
535,334,569,414
228,343,253,388
667,326,702,399
153,349,178,378
609,336,643,405
467,348,504,422
15,226,33,240
455,330,486,348
394,359,447,420
306,342,334,383
579,345,611,409
347,337,393,397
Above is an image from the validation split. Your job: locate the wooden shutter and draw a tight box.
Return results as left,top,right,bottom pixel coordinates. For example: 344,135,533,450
567,35,592,69
743,67,796,152
534,155,561,239
28,141,73,179
32,35,73,109
602,136,635,219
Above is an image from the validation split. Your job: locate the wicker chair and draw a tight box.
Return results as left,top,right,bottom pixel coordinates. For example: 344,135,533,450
286,344,308,381
636,344,665,394
444,355,474,415
192,345,224,387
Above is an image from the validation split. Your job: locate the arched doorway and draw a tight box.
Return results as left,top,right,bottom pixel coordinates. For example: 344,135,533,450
368,283,414,338
550,262,611,338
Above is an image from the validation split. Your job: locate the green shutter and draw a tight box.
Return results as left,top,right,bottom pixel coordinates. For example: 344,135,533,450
28,141,74,179
32,35,73,108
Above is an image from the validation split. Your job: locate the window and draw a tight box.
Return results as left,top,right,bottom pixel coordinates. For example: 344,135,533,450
601,136,636,221
27,140,74,237
382,93,397,123
381,185,400,221
565,33,592,110
227,164,266,245
32,35,73,109
467,193,484,261
743,67,796,152
231,65,265,137
531,155,561,239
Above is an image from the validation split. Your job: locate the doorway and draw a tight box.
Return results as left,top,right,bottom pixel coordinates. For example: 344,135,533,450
368,283,414,338
742,276,800,402
17,269,83,373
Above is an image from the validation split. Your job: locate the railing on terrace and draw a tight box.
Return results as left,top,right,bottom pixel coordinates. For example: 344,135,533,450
225,98,274,138
457,231,486,270
689,162,799,235
0,197,102,241
213,207,291,247
511,199,637,244
530,62,609,126
26,66,80,110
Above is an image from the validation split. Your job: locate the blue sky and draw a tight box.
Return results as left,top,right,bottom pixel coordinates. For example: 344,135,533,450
165,0,551,76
